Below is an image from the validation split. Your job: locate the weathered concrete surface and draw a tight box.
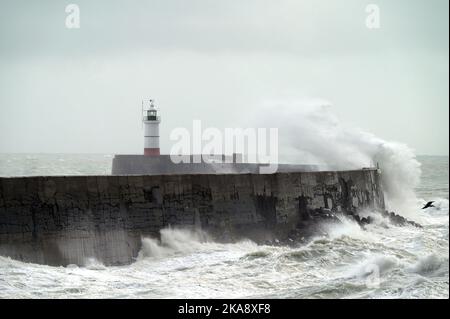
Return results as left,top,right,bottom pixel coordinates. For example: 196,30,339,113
0,169,384,266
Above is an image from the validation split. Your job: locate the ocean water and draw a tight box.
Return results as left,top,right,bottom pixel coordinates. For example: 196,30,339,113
0,154,448,299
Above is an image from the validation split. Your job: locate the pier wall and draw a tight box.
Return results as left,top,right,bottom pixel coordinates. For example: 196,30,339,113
0,169,384,266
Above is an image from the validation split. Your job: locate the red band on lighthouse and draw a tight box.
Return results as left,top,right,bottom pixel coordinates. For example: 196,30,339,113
144,148,160,156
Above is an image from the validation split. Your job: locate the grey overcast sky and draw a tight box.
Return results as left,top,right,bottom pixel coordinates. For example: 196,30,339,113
0,0,448,155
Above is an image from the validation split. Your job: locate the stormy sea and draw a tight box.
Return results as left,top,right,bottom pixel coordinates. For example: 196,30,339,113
0,154,448,299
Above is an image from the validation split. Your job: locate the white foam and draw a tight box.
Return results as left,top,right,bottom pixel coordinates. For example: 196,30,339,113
249,99,422,215
322,214,378,242
348,254,399,279
138,227,217,259
83,257,106,270
410,254,445,276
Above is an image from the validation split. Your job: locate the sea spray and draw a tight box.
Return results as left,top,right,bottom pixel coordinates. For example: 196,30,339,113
348,254,399,279
137,227,262,261
83,257,107,270
138,227,211,259
247,99,422,215
322,214,377,242
410,254,445,275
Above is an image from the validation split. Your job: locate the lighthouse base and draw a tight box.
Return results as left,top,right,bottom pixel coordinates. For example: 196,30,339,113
144,148,160,156
112,154,327,175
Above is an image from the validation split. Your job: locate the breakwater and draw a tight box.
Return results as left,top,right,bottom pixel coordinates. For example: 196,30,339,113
0,169,384,266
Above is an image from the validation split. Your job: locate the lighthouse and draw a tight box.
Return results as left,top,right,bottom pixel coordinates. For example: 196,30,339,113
143,99,161,156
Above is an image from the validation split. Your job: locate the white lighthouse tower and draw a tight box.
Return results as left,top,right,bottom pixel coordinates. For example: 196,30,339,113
142,99,161,156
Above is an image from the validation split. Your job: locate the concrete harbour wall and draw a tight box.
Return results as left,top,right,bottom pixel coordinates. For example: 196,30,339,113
0,169,384,266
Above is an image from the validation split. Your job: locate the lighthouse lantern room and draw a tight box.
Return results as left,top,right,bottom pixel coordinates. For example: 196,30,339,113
142,99,161,156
